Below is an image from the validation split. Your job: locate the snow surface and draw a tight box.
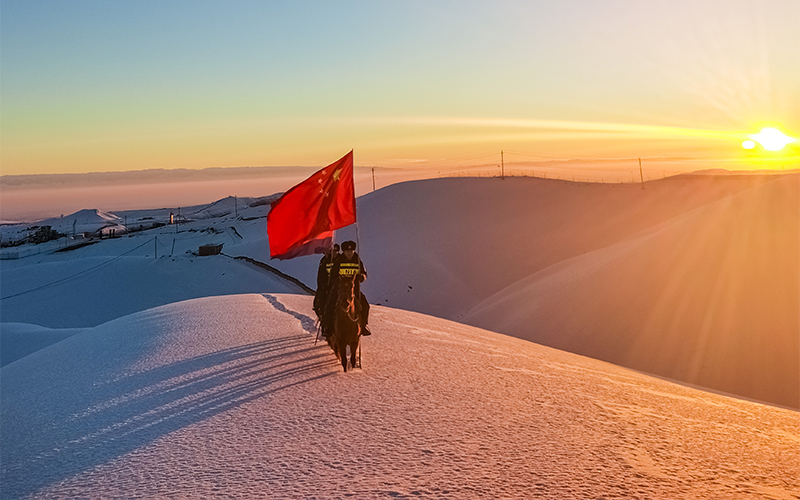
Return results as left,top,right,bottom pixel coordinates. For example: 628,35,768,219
338,174,797,409
2,294,798,499
2,174,798,407
0,323,84,366
460,174,800,408
0,199,304,331
1,254,302,329
1,173,798,497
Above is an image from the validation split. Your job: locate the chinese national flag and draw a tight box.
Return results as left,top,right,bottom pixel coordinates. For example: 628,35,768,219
267,150,356,260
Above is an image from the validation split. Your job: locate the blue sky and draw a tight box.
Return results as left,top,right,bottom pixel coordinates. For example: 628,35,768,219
2,0,798,174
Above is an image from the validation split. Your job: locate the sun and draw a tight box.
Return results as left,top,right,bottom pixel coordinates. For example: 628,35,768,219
746,127,797,151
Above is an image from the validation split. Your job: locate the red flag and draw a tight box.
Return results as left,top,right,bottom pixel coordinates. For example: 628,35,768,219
267,151,356,260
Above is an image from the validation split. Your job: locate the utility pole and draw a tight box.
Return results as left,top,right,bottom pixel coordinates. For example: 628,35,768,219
372,167,376,191
639,158,645,190
234,196,238,218
501,150,505,180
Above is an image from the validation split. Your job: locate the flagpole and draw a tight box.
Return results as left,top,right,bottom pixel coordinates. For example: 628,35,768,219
353,150,363,368
352,149,361,254
356,217,363,370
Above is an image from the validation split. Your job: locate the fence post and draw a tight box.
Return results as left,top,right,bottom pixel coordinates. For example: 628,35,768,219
639,158,645,190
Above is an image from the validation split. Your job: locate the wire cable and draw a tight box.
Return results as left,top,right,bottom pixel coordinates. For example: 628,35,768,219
1,236,156,300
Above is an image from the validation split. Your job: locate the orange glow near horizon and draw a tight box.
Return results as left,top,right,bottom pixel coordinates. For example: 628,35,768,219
5,115,798,176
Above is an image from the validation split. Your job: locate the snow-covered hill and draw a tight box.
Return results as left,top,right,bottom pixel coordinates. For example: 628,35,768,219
2,174,798,408
461,174,800,408
1,254,304,329
0,200,304,332
343,174,798,409
40,208,123,234
352,174,782,318
2,294,797,499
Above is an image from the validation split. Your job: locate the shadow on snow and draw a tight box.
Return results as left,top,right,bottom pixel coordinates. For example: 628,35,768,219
1,295,336,498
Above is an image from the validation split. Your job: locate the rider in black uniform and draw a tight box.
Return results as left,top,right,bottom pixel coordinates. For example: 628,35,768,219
314,243,339,320
327,240,371,336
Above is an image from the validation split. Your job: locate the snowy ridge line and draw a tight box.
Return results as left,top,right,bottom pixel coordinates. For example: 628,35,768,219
0,236,157,301
224,253,315,295
183,195,260,217
185,197,234,216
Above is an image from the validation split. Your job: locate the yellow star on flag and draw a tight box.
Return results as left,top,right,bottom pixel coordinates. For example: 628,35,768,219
333,169,342,181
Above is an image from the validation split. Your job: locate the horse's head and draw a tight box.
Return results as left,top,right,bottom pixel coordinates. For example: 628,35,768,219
335,274,360,327
336,274,357,302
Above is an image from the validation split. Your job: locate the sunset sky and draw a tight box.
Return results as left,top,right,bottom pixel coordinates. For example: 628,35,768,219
1,0,798,176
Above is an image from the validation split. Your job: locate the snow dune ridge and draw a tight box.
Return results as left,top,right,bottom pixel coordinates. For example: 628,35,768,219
1,294,797,499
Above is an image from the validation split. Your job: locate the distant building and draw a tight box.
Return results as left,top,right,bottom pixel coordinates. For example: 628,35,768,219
198,244,223,256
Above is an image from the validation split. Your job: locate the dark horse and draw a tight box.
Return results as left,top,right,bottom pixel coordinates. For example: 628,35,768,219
328,274,361,372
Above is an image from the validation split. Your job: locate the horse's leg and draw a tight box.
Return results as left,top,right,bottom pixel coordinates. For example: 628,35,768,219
327,325,335,353
350,341,358,369
340,342,348,372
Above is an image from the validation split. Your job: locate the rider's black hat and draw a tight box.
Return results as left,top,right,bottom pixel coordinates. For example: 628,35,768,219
341,240,356,251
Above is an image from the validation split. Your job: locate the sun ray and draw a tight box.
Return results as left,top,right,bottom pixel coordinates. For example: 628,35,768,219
362,116,751,141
